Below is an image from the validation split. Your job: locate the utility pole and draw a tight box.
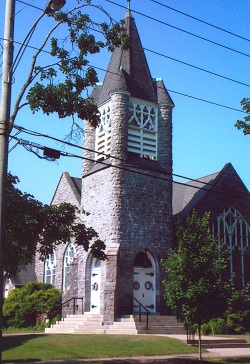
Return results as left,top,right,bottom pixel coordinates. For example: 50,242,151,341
0,1,66,361
0,0,15,362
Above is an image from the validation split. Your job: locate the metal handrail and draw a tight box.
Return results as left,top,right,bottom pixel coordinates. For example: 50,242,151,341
132,296,150,330
48,296,84,324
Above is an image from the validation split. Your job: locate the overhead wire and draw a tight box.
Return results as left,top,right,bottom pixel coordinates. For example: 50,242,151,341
105,0,250,59
90,64,247,114
11,124,250,201
10,132,250,203
0,3,249,112
0,32,246,114
149,0,250,43
16,0,42,12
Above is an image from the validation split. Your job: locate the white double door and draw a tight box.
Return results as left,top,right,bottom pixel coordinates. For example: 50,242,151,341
90,260,101,313
133,267,156,313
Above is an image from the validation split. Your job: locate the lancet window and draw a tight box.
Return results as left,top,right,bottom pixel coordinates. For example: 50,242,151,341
213,207,250,288
128,99,158,160
62,242,76,291
44,251,56,285
95,103,112,161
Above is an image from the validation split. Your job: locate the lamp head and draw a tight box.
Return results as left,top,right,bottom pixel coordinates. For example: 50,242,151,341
44,0,66,14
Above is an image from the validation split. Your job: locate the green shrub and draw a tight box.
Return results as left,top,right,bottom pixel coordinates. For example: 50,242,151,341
3,282,61,328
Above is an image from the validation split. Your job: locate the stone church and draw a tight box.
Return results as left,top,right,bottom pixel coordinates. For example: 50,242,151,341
5,6,250,331
35,6,174,324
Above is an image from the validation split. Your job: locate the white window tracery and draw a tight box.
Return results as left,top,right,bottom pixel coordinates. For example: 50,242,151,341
95,103,112,161
213,207,250,287
44,251,56,285
128,100,158,160
63,242,76,291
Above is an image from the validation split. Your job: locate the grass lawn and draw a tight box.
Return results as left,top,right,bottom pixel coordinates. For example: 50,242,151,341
3,333,250,363
3,334,198,361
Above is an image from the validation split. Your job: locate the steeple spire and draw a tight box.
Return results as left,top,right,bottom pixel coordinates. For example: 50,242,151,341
90,7,174,107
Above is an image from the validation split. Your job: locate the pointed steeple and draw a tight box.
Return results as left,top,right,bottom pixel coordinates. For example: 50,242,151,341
92,9,159,105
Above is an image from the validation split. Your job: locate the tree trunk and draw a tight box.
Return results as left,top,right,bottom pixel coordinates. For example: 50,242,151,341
198,323,202,361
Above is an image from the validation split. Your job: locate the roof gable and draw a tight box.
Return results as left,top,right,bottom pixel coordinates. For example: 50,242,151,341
173,163,249,220
51,172,81,207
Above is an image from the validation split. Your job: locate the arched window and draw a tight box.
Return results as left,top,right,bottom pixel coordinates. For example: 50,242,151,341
3,276,12,298
44,251,56,285
213,207,250,288
134,251,154,268
63,242,76,291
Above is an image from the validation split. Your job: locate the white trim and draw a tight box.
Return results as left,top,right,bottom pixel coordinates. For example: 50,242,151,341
44,251,56,285
95,102,112,161
62,242,76,292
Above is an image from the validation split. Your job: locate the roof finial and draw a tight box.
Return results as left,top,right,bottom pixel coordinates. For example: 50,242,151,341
127,0,131,10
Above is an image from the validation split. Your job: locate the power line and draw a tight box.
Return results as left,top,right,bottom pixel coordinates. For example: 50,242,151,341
105,0,250,59
10,133,250,202
2,32,250,92
90,64,247,114
149,0,250,43
0,34,245,114
16,0,43,12
11,124,250,201
144,47,250,89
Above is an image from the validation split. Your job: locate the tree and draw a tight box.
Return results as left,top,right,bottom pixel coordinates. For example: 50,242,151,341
162,211,229,361
3,282,61,328
10,0,129,135
5,173,106,276
235,98,250,135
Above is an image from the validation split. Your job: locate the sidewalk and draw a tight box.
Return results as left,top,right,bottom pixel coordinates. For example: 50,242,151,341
166,333,250,357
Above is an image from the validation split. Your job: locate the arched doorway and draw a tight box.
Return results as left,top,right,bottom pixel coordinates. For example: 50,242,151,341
133,250,156,313
90,258,101,313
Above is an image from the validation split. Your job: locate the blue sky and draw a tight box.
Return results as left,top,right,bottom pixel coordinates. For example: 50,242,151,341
1,0,250,204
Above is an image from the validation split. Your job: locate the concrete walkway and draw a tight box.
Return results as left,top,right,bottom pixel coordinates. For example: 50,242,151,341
166,334,250,357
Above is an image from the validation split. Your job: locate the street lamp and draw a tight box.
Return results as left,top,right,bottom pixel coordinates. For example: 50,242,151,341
0,0,66,362
45,0,66,14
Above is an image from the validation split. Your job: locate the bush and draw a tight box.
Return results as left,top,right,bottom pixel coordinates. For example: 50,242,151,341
3,282,61,328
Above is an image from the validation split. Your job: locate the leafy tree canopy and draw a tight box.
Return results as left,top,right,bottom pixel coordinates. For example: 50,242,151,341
162,211,229,327
11,0,129,133
235,98,250,135
162,211,232,360
3,282,61,328
5,173,106,276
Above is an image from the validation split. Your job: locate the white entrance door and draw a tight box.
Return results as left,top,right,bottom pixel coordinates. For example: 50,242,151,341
133,251,156,313
90,259,101,313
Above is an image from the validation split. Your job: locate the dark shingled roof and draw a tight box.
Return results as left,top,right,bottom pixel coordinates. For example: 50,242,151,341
153,79,174,106
91,9,172,106
173,171,219,218
71,177,82,197
173,163,250,220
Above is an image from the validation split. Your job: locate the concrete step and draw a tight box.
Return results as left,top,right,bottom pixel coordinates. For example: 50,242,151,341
188,338,250,348
45,313,185,335
134,315,186,335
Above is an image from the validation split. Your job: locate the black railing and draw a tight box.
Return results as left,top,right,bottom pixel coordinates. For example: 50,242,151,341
132,296,150,330
48,296,84,324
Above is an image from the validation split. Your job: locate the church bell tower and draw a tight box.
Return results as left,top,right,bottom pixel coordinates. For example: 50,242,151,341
81,6,174,323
